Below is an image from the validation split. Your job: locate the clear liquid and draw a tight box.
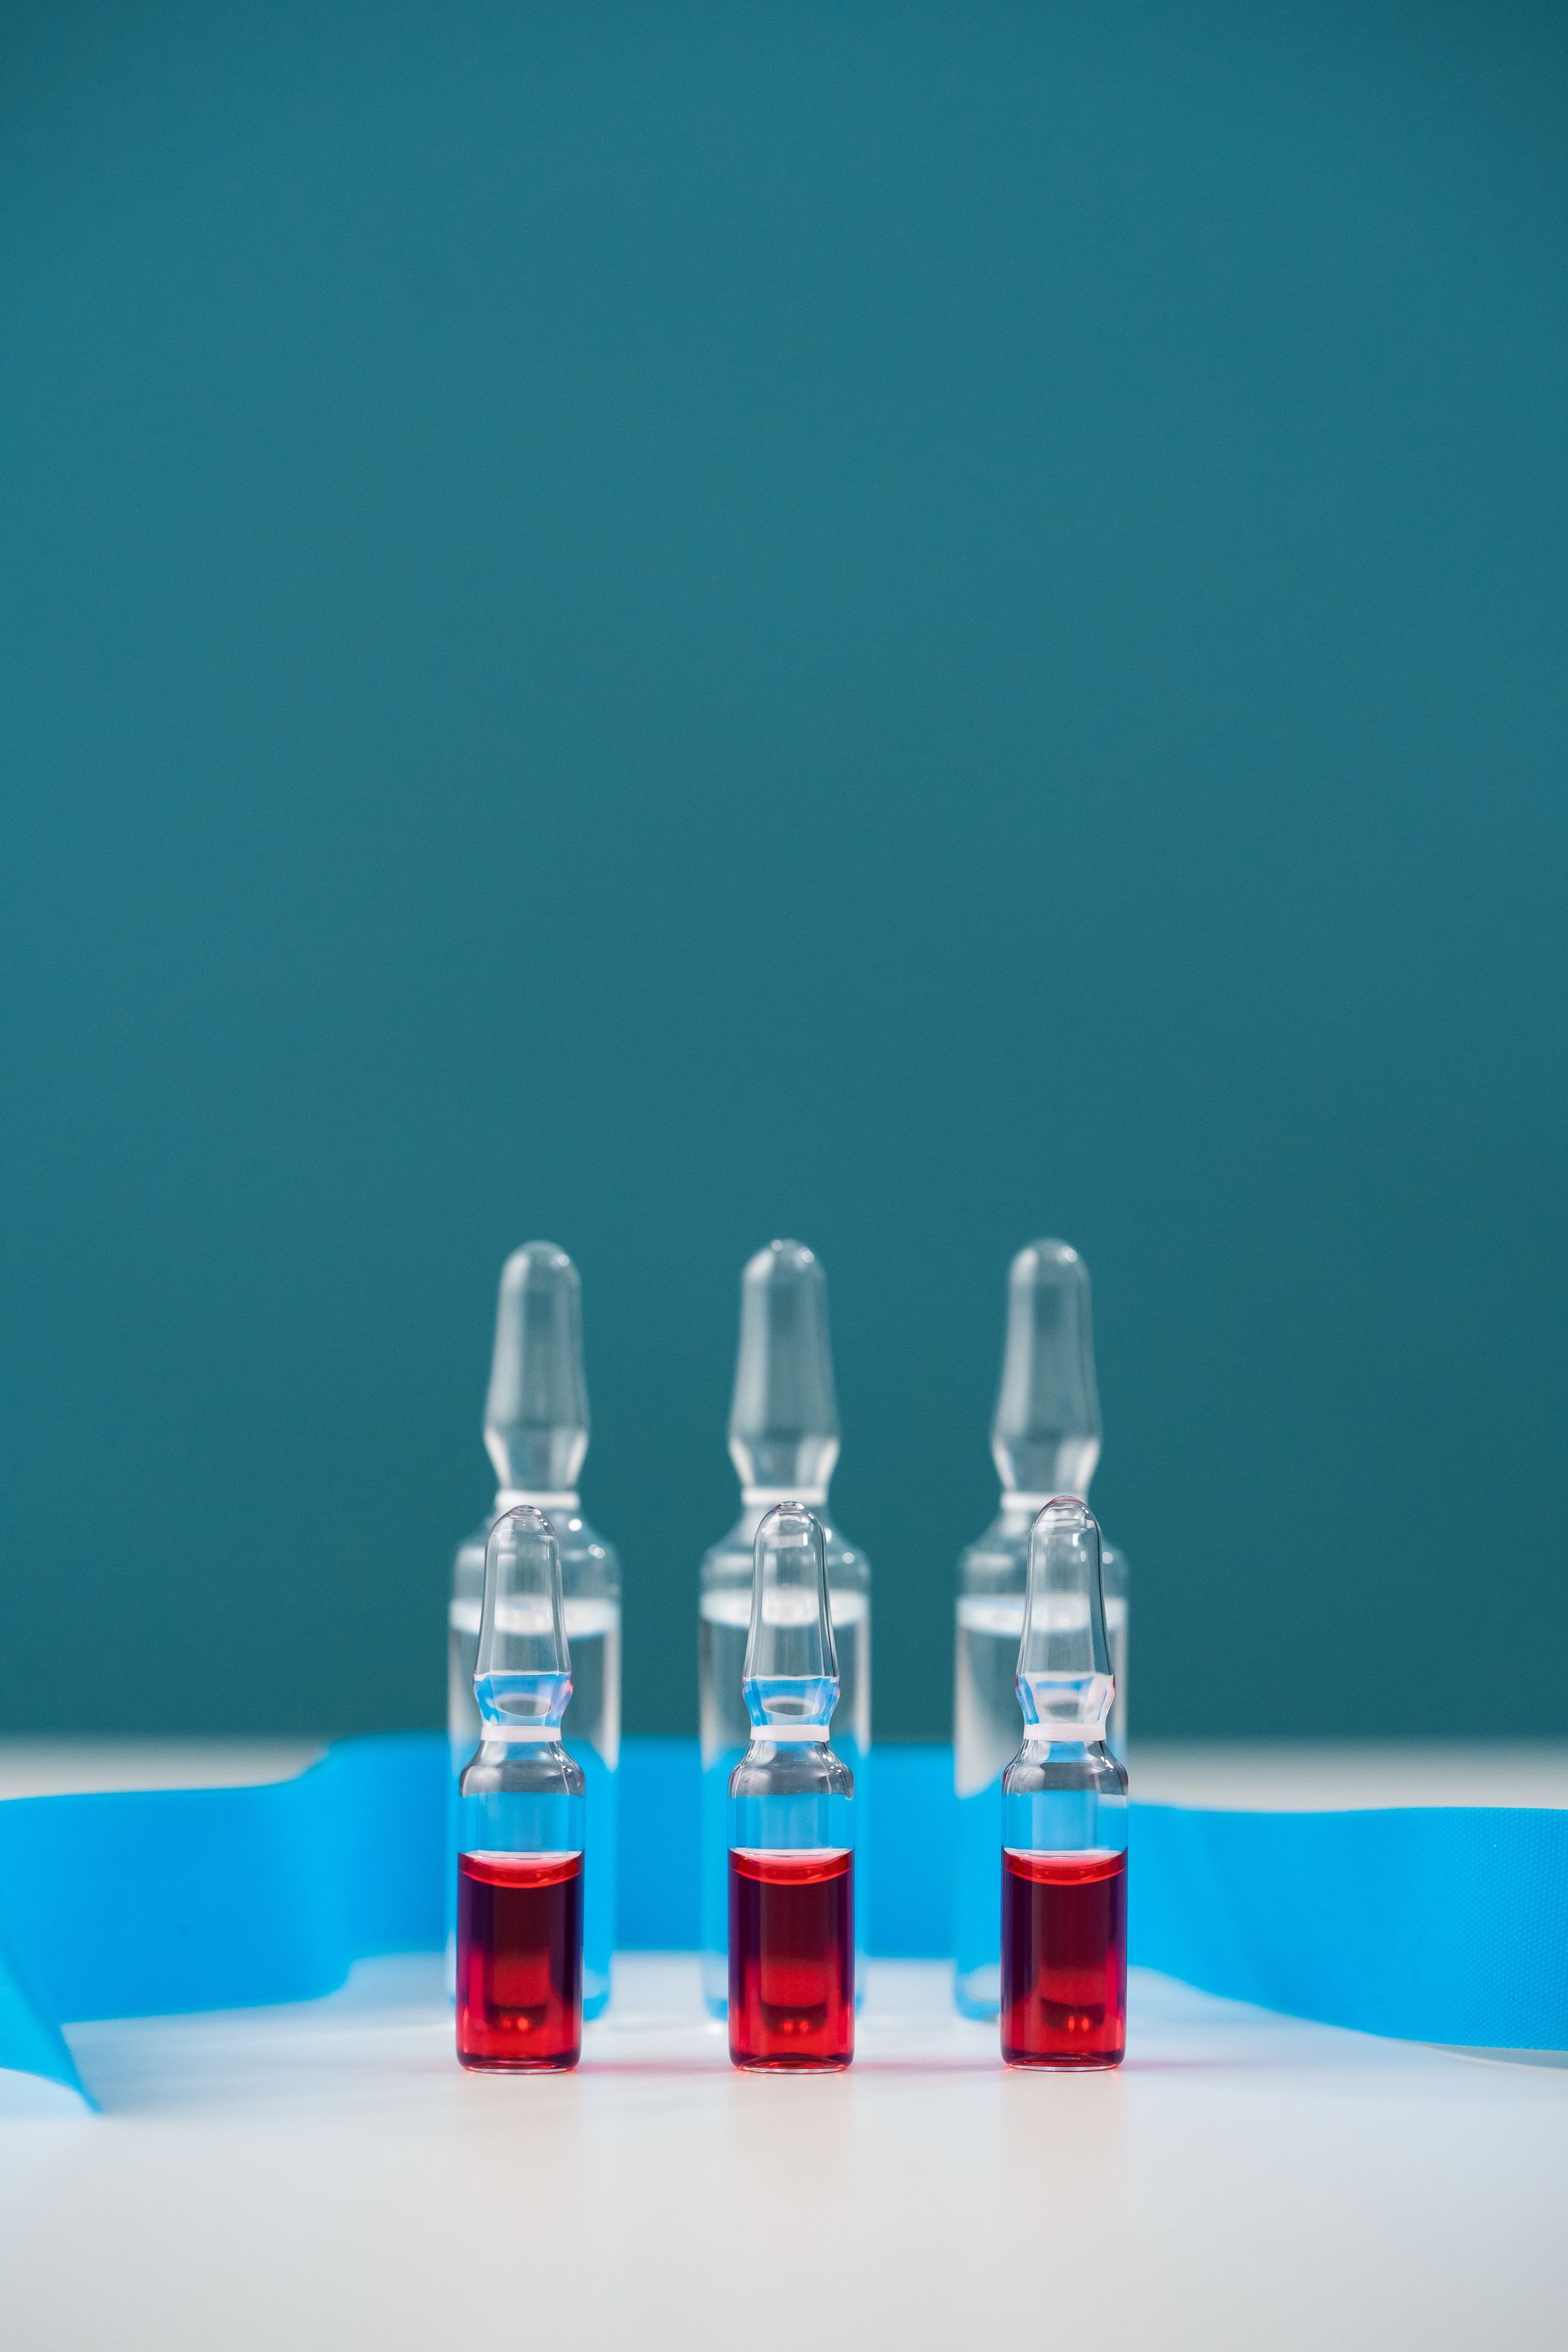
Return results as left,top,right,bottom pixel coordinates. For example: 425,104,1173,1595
448,1585,619,2018
700,1579,869,2016
953,1564,1127,2020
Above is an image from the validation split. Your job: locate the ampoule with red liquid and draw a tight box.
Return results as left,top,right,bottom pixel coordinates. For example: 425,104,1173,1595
456,1504,585,2072
728,1502,855,2072
1000,1496,1127,2069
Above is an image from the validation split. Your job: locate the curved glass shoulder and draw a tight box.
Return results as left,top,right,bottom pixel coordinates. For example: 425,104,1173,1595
1001,1735,1128,1855
729,1740,855,1855
460,1734,586,1857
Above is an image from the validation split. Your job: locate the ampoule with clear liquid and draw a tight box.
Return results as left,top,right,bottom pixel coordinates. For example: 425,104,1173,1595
457,1506,586,2071
953,1241,1129,2019
1000,1496,1127,2069
728,1503,855,2071
448,1244,620,2016
699,1241,870,2017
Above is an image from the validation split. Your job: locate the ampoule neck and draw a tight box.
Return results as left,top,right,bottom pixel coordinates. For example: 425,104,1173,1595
495,1486,581,1516
1021,1727,1107,1755
475,1722,570,1750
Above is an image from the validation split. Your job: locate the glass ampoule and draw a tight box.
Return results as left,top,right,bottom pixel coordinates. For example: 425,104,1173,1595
699,1241,870,2016
448,1243,620,2016
1000,1496,1127,2069
953,1241,1130,2019
728,1503,856,2072
456,1505,586,2071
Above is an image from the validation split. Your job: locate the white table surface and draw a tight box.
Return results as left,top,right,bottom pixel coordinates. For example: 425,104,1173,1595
1,1741,1565,2352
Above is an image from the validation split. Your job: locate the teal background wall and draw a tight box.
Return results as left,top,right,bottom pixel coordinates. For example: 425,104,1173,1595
2,2,1565,1740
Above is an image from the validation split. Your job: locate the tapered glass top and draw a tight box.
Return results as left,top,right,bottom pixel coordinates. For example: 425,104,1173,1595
1015,1496,1114,1743
742,1503,840,1731
475,1504,573,1733
991,1241,1102,1498
483,1242,589,1494
727,1240,840,1499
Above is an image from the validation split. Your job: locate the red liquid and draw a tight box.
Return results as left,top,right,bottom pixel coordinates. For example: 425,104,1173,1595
1000,1847,1127,2069
457,1850,583,2071
728,1847,854,2071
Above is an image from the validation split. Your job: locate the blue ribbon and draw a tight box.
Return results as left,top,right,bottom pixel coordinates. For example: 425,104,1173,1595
1131,1797,1568,2047
2,1735,1562,2100
0,1735,444,2100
